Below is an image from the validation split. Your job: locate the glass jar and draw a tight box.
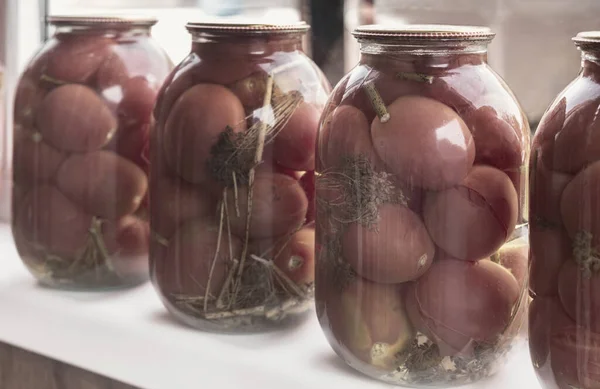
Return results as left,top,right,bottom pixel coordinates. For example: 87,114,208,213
11,16,173,289
315,25,530,387
529,31,600,389
150,22,330,332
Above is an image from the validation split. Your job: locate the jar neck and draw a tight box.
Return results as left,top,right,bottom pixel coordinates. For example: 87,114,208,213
190,33,304,59
359,42,488,72
52,25,151,38
582,50,600,79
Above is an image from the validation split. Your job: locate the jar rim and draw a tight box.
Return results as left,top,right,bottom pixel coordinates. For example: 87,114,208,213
574,31,600,48
186,21,310,36
353,24,495,43
47,15,158,28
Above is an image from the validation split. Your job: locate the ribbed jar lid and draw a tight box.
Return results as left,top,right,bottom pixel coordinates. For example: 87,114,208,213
47,15,158,28
186,21,310,36
574,31,600,49
353,24,495,43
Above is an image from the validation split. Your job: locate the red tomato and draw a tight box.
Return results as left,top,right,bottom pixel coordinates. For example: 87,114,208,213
423,165,519,261
561,160,600,247
326,278,414,371
530,148,573,225
497,244,529,289
558,260,600,332
13,74,47,127
15,185,92,258
150,170,217,240
36,84,117,152
317,105,382,172
551,98,600,174
407,258,519,356
40,34,111,84
117,76,158,126
162,83,246,184
463,104,525,170
272,102,320,171
12,127,66,185
550,324,600,389
225,172,308,240
56,151,148,220
299,171,315,224
155,220,241,297
254,227,315,287
371,96,475,190
529,297,575,369
342,204,434,284
340,65,424,124
529,224,571,297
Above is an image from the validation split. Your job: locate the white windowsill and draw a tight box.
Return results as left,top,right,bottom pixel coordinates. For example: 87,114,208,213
0,223,541,389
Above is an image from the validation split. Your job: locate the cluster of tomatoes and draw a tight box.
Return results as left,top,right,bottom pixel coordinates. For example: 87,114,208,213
149,43,329,308
316,56,529,370
12,31,171,282
529,68,600,389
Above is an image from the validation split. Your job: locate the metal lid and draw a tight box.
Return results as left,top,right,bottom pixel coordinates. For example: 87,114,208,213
353,24,495,43
186,21,310,36
47,15,158,28
574,31,600,49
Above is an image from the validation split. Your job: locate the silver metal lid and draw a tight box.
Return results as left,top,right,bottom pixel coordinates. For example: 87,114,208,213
353,24,495,43
47,15,158,28
574,31,600,49
186,21,310,35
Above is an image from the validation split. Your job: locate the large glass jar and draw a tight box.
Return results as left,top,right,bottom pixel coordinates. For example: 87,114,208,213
11,16,173,289
315,25,530,387
529,32,600,389
150,22,330,332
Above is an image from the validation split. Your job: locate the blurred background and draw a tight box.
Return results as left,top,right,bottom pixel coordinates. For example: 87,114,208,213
1,0,599,221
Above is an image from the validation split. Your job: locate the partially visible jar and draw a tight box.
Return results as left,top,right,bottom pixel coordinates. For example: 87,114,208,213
315,25,530,387
150,22,330,332
11,16,173,289
529,31,600,389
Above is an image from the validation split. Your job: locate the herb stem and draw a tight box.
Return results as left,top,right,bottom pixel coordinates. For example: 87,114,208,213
363,81,390,123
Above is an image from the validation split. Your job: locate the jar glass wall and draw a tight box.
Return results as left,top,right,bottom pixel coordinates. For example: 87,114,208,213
150,22,330,332
315,25,530,387
11,16,173,289
529,31,600,389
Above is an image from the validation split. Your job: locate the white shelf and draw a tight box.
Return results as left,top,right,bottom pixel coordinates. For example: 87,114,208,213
0,223,541,389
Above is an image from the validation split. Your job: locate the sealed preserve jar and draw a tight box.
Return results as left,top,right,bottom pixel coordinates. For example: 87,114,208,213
315,25,530,386
150,22,330,331
11,16,173,289
529,32,600,389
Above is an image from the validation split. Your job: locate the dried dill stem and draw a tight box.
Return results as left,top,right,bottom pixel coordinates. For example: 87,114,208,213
397,72,434,84
207,126,257,187
319,155,402,228
573,230,600,278
204,306,265,320
363,81,390,123
40,73,66,86
317,231,357,291
231,74,275,302
250,254,306,299
198,63,311,324
204,198,226,312
384,331,513,386
207,93,302,188
232,171,241,217
151,230,169,247
32,217,116,284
